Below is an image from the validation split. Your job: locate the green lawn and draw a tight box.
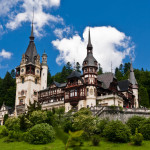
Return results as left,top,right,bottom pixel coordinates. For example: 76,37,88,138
0,137,150,150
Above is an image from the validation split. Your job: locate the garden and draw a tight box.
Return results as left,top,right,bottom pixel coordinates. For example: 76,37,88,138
0,103,150,150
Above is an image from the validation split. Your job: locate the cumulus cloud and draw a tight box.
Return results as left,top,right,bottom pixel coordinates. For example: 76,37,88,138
0,0,62,36
0,49,12,59
53,26,73,39
52,26,135,72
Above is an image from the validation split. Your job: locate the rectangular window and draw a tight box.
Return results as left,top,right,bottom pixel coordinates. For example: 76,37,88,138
20,99,23,105
22,78,24,84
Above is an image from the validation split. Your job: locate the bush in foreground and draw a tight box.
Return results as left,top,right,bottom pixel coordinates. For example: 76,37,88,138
139,118,150,140
29,110,48,125
92,135,100,146
0,126,9,138
25,123,55,144
132,128,143,146
126,116,145,134
103,120,131,143
5,117,20,131
96,118,109,135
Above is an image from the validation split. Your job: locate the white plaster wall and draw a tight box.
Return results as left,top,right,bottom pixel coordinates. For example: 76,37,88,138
41,65,48,90
86,86,96,107
97,95,123,107
133,89,139,108
15,75,41,111
65,103,72,112
78,100,86,110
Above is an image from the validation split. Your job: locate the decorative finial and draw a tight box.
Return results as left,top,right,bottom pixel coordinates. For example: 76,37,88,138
87,28,92,49
30,7,34,41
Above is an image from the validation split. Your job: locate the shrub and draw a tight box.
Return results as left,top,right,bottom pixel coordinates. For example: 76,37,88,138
139,118,150,140
25,123,55,144
96,118,109,135
8,130,23,141
132,128,143,146
72,108,97,139
5,117,20,131
0,126,9,137
29,110,48,125
103,120,131,143
126,116,145,134
92,135,100,146
19,114,32,131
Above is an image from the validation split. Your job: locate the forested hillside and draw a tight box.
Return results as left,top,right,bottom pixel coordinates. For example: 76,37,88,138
0,62,150,108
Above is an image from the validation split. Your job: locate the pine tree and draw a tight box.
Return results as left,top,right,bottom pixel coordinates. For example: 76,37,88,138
75,62,81,73
47,69,53,86
98,63,103,75
139,86,149,107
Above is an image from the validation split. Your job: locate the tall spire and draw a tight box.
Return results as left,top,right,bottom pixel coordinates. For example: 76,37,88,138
87,28,93,51
30,8,34,41
129,57,137,87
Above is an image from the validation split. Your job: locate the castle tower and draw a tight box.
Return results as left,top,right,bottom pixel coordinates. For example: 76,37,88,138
82,29,98,107
129,61,139,108
15,22,42,115
41,50,48,90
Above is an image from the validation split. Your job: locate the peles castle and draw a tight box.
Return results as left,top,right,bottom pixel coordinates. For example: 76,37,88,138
0,24,140,124
14,24,138,115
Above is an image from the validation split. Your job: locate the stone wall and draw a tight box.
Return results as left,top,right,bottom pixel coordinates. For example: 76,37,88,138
91,106,150,123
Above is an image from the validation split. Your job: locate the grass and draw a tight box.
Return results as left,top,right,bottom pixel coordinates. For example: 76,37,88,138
0,137,150,150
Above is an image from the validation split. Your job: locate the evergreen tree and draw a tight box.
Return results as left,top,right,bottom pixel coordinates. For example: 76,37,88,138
98,63,103,75
66,62,72,75
47,69,53,86
60,66,68,83
139,86,149,107
75,62,81,73
115,67,123,81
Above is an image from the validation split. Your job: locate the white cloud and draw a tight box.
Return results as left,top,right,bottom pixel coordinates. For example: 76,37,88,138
0,0,62,37
0,49,12,59
53,26,72,39
52,26,135,72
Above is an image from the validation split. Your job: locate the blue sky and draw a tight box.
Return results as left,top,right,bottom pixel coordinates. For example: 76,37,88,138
0,0,150,78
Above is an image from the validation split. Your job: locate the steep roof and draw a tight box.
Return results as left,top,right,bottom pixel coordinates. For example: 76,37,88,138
53,81,67,88
25,22,38,64
129,63,137,86
83,29,97,68
97,72,116,89
118,80,130,91
67,70,81,79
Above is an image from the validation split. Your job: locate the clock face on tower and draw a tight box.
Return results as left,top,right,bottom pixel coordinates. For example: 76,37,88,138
37,70,39,73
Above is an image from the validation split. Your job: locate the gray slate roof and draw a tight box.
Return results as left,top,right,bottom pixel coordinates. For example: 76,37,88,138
83,53,97,67
53,81,67,88
25,41,38,64
97,72,116,89
129,63,137,86
118,80,129,91
25,22,38,64
67,70,81,79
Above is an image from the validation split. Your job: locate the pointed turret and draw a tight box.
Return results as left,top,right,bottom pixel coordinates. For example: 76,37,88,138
25,22,37,64
83,28,97,68
87,29,93,51
29,22,34,41
129,61,138,88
